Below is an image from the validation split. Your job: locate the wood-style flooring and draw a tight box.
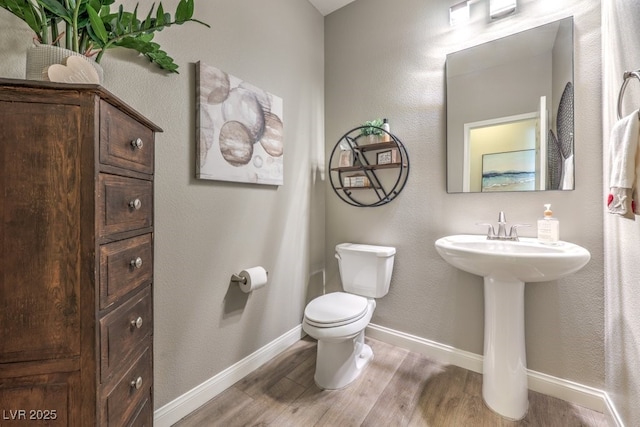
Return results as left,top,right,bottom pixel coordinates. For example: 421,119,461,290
174,337,608,427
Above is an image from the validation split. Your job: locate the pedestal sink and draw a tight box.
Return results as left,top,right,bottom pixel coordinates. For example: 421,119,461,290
434,234,590,420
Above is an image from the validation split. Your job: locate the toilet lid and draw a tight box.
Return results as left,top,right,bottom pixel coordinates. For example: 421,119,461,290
304,292,369,327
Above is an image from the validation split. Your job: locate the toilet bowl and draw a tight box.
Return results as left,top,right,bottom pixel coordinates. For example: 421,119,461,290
303,243,395,390
303,292,375,389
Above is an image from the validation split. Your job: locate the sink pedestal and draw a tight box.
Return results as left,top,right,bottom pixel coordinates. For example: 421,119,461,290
434,234,591,421
483,276,528,420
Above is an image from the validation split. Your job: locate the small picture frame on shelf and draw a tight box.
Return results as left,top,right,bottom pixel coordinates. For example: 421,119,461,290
338,149,353,167
377,148,398,165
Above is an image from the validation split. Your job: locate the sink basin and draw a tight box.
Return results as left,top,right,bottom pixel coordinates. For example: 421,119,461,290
435,234,590,420
435,234,591,282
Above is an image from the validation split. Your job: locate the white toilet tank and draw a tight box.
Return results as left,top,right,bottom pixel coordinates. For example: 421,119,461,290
335,243,396,298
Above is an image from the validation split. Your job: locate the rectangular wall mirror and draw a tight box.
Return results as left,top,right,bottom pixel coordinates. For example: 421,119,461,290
446,17,574,193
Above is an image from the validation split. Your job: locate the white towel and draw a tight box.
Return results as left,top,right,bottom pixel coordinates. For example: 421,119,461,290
561,154,574,190
608,109,640,215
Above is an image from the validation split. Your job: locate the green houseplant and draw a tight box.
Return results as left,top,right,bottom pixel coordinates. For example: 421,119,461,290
359,118,384,145
360,118,384,136
0,0,209,73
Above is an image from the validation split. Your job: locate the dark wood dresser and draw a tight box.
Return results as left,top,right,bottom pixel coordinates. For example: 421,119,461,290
0,79,161,426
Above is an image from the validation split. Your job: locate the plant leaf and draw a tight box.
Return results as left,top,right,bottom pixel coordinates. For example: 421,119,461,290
142,2,155,30
86,3,107,43
36,0,71,22
85,23,104,48
87,0,100,11
160,12,170,29
129,3,138,32
175,0,193,23
155,2,164,26
22,6,42,33
115,4,125,34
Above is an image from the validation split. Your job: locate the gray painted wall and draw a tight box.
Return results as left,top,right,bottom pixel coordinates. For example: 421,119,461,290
325,0,603,388
0,0,325,409
603,0,640,425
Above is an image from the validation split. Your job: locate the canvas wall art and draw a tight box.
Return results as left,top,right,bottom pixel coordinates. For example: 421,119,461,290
481,149,536,192
196,62,284,185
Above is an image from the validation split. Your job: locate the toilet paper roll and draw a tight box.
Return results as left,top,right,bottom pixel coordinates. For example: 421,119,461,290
238,266,268,293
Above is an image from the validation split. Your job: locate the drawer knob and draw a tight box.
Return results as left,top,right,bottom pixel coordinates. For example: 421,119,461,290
131,316,143,329
129,198,142,210
131,138,144,150
131,257,143,269
131,376,143,390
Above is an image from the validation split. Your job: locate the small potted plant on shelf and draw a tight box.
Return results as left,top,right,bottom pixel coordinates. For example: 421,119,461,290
360,118,384,145
0,0,210,82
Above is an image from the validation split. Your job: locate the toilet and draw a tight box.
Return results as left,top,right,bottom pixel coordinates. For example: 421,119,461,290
303,243,396,389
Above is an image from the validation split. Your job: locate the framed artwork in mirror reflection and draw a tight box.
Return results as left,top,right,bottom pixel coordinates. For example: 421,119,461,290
481,149,535,192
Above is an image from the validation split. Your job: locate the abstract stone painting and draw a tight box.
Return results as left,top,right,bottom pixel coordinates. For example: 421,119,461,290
196,62,284,185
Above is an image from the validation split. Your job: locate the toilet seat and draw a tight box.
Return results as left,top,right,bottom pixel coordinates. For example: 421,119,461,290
304,292,369,328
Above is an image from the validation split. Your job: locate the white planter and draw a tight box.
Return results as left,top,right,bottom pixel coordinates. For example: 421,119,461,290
26,45,104,84
360,134,380,145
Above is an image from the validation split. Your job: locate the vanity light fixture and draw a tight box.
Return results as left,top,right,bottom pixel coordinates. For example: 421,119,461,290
489,0,517,20
449,0,470,26
450,0,516,27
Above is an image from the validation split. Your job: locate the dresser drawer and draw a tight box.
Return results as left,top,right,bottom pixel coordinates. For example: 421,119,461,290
98,174,153,238
101,347,152,427
127,397,152,427
100,100,154,174
100,234,153,310
100,286,152,382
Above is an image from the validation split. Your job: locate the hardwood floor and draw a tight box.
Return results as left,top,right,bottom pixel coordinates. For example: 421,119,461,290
174,337,608,427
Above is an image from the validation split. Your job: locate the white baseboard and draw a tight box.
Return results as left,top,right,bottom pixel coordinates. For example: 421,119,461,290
153,325,305,427
366,323,608,414
604,393,626,427
366,323,484,373
527,370,605,412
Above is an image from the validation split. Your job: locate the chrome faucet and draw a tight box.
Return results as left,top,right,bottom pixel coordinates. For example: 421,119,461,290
496,211,507,239
478,211,529,241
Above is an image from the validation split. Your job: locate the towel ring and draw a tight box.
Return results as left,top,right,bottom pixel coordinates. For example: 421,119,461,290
617,70,640,120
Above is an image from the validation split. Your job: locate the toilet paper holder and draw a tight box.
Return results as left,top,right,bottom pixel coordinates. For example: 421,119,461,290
231,270,268,284
230,273,246,284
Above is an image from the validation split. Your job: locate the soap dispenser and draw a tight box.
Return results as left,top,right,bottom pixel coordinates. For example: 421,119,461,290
381,118,391,142
537,204,559,244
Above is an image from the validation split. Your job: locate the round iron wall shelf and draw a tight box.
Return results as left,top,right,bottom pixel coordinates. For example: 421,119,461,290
329,126,409,207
